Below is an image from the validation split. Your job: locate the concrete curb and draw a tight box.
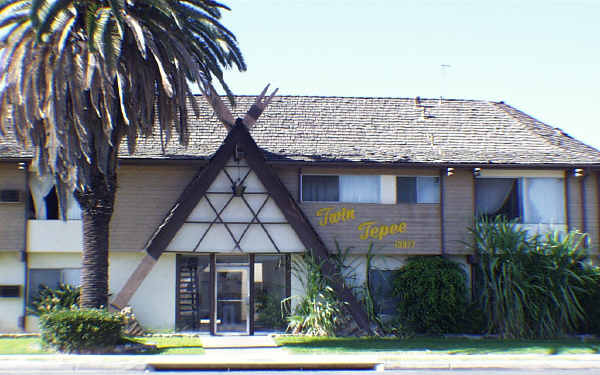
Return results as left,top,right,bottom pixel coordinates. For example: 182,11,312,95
1,353,600,371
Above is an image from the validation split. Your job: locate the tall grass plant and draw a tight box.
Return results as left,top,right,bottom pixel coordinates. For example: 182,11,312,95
470,216,596,338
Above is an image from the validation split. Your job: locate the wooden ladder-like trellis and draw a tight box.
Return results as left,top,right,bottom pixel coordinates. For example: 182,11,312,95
176,257,199,331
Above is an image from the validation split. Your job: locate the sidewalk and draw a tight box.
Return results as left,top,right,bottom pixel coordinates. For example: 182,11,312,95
1,335,600,372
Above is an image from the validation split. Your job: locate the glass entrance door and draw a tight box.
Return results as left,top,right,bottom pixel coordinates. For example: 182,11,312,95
215,266,249,334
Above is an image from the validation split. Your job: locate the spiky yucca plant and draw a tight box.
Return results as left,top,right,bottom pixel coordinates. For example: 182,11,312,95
470,216,595,338
0,0,245,308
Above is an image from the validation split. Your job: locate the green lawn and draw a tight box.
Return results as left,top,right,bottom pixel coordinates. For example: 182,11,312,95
275,336,600,355
0,338,51,354
0,336,204,355
131,336,204,354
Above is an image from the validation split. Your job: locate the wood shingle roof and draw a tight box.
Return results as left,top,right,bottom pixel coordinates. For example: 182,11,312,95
2,95,599,166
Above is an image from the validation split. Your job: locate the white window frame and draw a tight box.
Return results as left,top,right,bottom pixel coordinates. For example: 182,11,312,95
475,176,566,225
396,175,441,204
300,174,382,203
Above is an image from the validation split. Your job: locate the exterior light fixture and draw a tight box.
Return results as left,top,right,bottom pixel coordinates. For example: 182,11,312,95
446,167,455,177
574,168,585,177
473,168,481,177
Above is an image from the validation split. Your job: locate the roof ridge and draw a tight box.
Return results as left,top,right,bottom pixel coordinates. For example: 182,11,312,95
195,93,491,102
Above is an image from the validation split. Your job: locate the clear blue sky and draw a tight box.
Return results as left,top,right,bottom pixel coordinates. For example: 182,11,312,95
219,0,600,150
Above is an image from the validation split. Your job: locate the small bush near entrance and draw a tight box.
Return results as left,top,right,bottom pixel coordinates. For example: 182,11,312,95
392,256,468,334
40,308,124,353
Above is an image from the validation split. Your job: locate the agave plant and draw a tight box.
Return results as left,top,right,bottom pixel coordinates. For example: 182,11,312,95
286,252,344,336
0,0,245,307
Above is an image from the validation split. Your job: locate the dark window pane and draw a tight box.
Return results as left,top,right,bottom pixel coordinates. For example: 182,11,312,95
28,269,61,305
368,270,399,316
397,177,417,203
475,178,521,221
302,175,339,202
254,255,288,331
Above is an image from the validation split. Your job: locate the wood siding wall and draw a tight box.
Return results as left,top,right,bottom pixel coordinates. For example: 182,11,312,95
0,163,25,251
109,164,198,252
567,175,583,231
275,167,443,255
585,172,599,255
0,161,596,256
443,169,474,254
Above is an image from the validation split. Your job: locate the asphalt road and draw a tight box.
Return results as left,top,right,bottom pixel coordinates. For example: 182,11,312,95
2,369,600,375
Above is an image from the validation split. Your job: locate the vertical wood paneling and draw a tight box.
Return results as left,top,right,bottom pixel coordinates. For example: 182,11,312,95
443,169,474,254
0,163,25,252
110,164,197,251
568,176,584,233
585,172,599,255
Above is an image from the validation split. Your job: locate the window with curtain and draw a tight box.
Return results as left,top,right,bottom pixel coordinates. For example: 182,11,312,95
475,177,565,224
475,178,520,220
29,172,81,220
396,176,440,203
521,178,565,224
301,175,380,203
301,175,339,202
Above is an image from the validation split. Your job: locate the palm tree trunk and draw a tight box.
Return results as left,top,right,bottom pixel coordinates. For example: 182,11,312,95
77,172,116,309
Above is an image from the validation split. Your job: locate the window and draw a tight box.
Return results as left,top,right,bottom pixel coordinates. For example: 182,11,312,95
301,175,380,203
475,177,565,224
396,176,440,203
28,268,81,304
368,269,399,316
28,172,81,220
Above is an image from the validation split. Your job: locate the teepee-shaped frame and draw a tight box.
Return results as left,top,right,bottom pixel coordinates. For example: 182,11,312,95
110,87,375,335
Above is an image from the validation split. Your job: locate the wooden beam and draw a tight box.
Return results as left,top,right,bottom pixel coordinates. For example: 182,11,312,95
236,122,375,335
111,128,239,309
112,119,375,334
110,254,158,311
242,85,278,129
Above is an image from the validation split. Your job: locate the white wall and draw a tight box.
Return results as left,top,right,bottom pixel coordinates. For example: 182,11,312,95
0,252,25,332
109,252,176,331
27,220,83,252
26,252,83,332
24,252,176,332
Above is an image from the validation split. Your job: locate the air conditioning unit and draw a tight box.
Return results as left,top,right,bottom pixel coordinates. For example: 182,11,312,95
0,189,22,203
0,285,20,297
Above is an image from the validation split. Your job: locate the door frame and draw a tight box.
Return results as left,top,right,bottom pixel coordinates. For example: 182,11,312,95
210,254,255,335
213,264,250,335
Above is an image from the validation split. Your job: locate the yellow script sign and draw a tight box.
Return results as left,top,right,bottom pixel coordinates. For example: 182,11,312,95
316,207,356,226
357,221,407,240
315,207,415,248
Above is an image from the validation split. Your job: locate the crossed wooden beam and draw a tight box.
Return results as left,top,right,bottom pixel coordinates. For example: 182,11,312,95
110,85,378,336
200,83,279,131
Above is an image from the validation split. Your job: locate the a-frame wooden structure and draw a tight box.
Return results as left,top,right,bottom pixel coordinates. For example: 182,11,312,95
111,89,375,335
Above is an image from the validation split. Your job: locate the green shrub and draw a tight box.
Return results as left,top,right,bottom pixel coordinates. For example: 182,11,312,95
392,256,468,334
40,308,124,353
577,271,600,335
28,284,80,316
286,252,344,336
470,216,595,338
256,288,287,330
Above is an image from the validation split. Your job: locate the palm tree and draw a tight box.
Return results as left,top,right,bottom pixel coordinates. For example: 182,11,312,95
0,0,245,308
